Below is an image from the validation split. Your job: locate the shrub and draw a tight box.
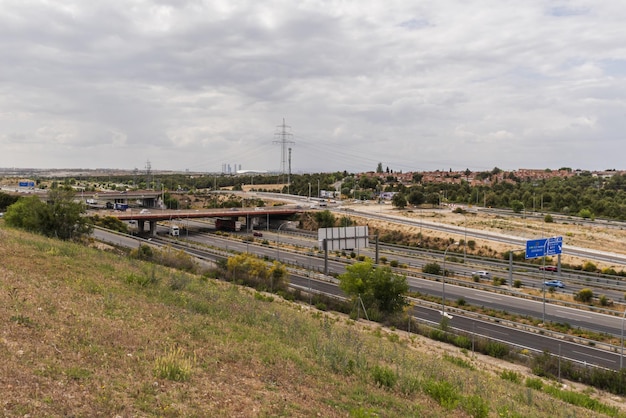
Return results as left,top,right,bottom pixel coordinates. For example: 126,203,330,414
544,214,554,223
462,394,489,418
422,262,441,275
371,365,397,389
423,379,460,410
500,370,521,383
525,377,543,391
389,260,399,268
492,277,506,286
582,261,598,273
513,279,522,288
599,295,612,306
484,341,509,359
574,288,594,303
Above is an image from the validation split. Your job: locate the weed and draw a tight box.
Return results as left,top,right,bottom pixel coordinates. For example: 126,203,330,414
154,346,195,382
371,364,397,389
500,370,521,383
423,378,460,410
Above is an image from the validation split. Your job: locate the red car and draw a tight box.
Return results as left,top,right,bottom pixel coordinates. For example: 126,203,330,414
539,266,558,272
253,231,263,237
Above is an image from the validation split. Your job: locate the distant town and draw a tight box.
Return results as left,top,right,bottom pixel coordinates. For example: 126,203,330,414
1,166,623,188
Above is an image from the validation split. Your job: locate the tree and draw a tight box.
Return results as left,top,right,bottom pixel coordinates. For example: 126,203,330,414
407,190,425,206
4,190,92,240
376,162,383,173
0,191,20,211
392,193,407,209
314,210,336,228
3,196,48,232
45,189,93,240
338,260,409,315
511,200,525,214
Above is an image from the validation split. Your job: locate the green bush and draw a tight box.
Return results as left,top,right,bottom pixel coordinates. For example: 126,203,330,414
599,295,612,306
422,262,441,275
484,341,509,359
582,261,597,272
574,288,594,303
525,377,543,391
500,370,521,383
513,279,522,288
423,379,460,410
462,394,490,418
371,365,397,389
492,277,506,286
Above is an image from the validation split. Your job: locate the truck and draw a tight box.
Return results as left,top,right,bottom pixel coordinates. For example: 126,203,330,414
114,203,129,211
215,218,242,232
169,225,180,236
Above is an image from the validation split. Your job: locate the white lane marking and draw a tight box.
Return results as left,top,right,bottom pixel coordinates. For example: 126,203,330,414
477,326,508,336
555,310,592,319
572,350,615,363
474,293,501,301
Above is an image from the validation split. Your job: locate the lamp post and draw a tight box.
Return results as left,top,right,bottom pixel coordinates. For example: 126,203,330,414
308,183,311,201
442,241,459,316
462,213,468,264
621,310,626,369
276,222,290,260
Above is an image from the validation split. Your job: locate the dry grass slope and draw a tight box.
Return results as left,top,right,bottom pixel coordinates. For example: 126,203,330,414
0,223,624,417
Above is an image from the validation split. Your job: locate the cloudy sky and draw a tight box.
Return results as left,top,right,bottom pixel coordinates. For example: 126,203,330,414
1,1,625,174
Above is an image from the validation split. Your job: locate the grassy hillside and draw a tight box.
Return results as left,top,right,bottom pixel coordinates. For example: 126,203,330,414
0,223,623,417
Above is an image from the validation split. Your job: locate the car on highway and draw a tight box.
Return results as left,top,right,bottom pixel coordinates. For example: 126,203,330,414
471,270,490,279
544,280,565,288
539,265,558,272
253,231,263,237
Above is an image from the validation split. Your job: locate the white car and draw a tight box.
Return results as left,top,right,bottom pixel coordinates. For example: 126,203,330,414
139,209,151,214
471,271,491,279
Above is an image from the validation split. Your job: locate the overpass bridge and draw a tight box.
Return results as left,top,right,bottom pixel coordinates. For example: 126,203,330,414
102,207,302,235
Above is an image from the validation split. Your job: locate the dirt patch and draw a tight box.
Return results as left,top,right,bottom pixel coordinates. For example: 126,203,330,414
344,203,626,271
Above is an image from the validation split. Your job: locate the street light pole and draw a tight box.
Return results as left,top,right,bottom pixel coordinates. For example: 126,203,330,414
442,241,459,316
462,213,467,264
276,222,289,260
621,309,626,369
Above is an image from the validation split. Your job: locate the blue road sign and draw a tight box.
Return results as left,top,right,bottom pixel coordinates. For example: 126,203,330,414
546,236,563,256
526,236,563,259
526,238,547,259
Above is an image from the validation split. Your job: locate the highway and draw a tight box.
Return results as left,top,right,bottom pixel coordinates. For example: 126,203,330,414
92,206,626,371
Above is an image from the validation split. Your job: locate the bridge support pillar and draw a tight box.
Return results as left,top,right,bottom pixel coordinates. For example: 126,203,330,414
138,220,146,233
149,220,157,236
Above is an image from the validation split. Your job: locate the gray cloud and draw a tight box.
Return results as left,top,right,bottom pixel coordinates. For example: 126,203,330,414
1,0,625,173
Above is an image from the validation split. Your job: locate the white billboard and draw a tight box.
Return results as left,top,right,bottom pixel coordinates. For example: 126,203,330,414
318,226,369,252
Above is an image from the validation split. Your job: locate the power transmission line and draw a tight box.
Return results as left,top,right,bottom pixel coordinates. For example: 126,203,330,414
273,118,295,185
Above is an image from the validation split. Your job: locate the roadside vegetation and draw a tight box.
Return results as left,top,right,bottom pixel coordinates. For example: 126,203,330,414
2,223,624,417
